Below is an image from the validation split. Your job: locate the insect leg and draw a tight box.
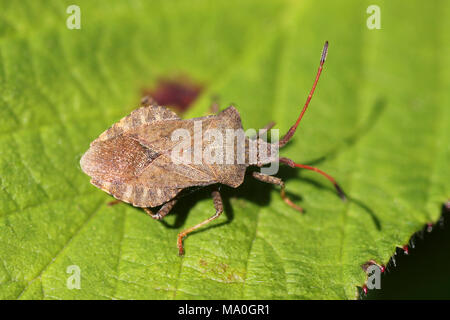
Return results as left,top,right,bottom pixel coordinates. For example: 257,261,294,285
252,171,303,213
279,157,346,201
140,95,156,107
250,121,276,139
209,95,220,114
177,190,223,256
143,199,177,220
107,199,121,206
261,121,276,132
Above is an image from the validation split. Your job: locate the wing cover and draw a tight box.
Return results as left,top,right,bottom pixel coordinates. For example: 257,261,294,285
80,105,248,207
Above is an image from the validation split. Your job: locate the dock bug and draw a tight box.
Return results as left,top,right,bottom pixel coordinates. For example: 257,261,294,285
80,41,345,255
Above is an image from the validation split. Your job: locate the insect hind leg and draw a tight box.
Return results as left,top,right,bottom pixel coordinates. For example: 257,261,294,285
177,190,223,256
252,171,303,213
144,199,177,220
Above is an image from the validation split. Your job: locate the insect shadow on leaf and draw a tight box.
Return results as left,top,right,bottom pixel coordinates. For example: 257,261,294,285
292,97,387,231
305,97,387,167
153,166,301,231
80,41,348,255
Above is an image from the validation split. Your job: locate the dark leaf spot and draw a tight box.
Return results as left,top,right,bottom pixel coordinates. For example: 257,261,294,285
142,76,203,113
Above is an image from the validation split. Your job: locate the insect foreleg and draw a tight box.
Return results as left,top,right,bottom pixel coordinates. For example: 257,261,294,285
252,171,303,213
250,121,276,140
209,96,220,114
177,190,223,256
143,199,177,220
140,95,156,107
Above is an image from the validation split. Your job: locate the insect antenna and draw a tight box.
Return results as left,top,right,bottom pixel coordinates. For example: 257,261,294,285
279,41,328,148
276,41,345,201
279,157,347,201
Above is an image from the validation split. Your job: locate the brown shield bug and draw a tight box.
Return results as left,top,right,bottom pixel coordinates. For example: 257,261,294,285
80,41,345,255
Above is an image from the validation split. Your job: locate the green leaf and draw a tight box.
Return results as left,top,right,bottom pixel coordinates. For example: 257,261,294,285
0,0,448,300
